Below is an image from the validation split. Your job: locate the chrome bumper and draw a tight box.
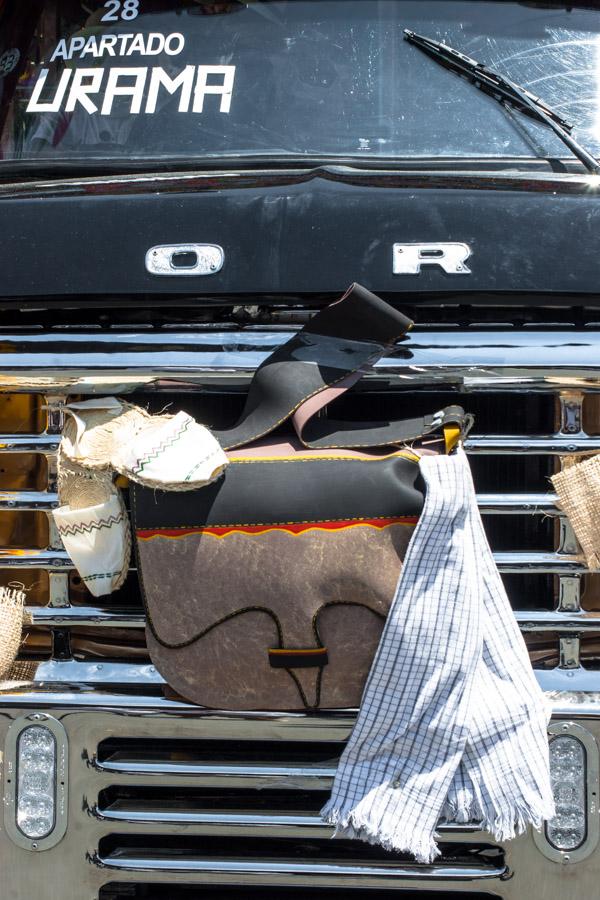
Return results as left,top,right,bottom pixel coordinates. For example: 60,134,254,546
1,688,599,900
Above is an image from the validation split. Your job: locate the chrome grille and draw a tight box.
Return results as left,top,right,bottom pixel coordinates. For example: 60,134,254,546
95,835,506,884
0,326,597,688
79,707,508,891
2,321,600,898
0,310,600,900
0,695,519,897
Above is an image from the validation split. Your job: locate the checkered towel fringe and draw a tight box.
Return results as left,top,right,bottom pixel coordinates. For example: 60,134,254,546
321,449,554,863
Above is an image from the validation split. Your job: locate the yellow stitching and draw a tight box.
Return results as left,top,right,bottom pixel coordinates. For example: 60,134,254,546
228,450,420,464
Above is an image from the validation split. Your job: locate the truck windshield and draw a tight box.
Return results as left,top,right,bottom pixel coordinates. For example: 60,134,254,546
2,0,600,169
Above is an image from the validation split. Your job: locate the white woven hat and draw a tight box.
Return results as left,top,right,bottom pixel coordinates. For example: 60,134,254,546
53,492,130,599
62,398,228,489
54,397,229,597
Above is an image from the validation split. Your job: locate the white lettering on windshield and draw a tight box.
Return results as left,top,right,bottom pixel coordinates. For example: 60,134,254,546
99,35,118,57
101,66,147,114
26,65,237,116
65,69,105,114
26,69,72,113
193,66,235,114
50,31,185,62
145,65,195,114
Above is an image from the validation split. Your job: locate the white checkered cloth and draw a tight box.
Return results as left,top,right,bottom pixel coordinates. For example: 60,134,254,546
321,448,555,863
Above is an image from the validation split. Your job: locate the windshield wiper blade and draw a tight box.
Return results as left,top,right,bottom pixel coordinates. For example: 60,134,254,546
404,29,600,175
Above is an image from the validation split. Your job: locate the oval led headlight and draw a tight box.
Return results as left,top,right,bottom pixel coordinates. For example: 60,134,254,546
3,713,68,851
16,725,57,839
534,721,599,864
546,734,587,851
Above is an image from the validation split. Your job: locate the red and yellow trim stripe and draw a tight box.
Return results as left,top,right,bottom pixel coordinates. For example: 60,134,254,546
137,516,418,541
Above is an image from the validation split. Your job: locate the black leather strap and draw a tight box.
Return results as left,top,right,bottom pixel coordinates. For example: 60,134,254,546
296,405,472,450
214,283,470,451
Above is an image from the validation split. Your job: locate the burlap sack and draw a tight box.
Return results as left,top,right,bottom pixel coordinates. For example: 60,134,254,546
552,455,600,568
0,583,28,679
3,660,37,681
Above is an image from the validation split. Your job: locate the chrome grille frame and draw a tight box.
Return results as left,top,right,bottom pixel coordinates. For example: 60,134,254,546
0,327,598,690
0,691,598,898
2,325,600,898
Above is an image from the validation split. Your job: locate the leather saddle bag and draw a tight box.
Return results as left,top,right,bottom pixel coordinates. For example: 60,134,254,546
132,284,471,710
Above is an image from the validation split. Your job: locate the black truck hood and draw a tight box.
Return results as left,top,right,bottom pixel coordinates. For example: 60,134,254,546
1,166,599,303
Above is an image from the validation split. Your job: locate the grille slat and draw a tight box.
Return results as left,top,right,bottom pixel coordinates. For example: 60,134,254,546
0,327,598,391
92,806,482,838
0,549,70,568
24,605,600,632
466,435,600,454
0,434,58,452
94,848,507,884
495,552,588,574
96,762,335,789
9,547,591,582
0,490,58,511
478,492,558,513
97,808,335,838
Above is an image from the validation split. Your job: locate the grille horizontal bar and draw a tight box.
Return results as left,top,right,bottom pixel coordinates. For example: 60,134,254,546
0,329,598,393
494,552,589,574
0,490,559,515
98,886,501,900
28,605,143,627
93,852,507,883
12,658,596,692
0,490,58,511
95,805,334,835
1,432,597,456
0,434,596,460
477,492,558,513
94,757,336,788
0,434,58,452
517,610,600,632
92,805,481,838
28,605,600,631
1,549,70,568
9,549,587,583
0,682,596,715
465,435,600,455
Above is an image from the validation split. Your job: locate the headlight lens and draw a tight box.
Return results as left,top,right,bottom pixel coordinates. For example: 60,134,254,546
16,725,56,839
546,735,587,851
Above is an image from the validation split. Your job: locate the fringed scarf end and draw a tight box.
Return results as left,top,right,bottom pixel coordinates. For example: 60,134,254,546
321,790,442,864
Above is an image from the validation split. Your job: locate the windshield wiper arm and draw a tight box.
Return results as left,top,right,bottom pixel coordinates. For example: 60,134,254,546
404,29,600,175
